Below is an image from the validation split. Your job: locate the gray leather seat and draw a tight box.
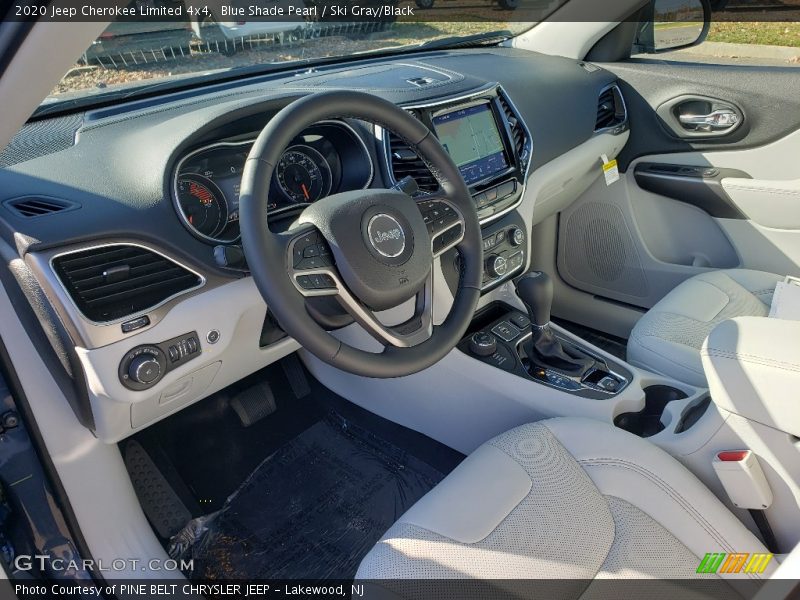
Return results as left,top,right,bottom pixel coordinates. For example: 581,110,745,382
627,269,782,387
357,418,774,590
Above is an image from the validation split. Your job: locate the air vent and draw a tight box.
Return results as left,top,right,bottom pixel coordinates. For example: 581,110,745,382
51,245,203,322
595,84,627,132
497,91,530,163
5,196,79,218
387,130,439,193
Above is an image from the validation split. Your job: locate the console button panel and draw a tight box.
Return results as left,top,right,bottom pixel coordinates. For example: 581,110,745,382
458,305,632,400
119,331,201,391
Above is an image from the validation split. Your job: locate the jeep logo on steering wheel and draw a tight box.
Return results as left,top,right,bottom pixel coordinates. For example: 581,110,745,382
367,214,406,258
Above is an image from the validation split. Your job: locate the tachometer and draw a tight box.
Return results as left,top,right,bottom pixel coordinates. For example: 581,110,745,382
176,174,228,239
276,145,332,204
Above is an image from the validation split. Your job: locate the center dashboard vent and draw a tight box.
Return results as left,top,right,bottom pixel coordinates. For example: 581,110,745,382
51,244,203,323
595,84,627,132
497,91,530,164
386,124,439,193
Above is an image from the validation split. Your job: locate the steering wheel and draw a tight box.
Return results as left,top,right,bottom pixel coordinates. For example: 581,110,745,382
239,90,482,378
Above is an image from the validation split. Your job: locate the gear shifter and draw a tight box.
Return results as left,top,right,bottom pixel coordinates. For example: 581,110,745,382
515,272,594,376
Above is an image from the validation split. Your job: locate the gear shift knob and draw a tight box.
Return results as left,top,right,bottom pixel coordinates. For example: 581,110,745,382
515,271,553,327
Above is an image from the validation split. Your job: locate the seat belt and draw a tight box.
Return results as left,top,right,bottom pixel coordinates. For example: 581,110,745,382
713,450,779,553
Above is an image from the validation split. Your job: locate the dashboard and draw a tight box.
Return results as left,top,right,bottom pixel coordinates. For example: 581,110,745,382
173,120,373,243
0,47,627,442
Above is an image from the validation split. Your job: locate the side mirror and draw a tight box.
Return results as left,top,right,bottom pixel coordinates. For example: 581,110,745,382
633,0,711,54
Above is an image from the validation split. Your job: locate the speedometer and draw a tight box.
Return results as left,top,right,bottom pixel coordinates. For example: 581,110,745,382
176,174,228,239
276,145,332,204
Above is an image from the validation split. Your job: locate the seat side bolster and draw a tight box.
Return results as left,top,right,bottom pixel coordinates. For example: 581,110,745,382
396,444,532,544
541,418,774,578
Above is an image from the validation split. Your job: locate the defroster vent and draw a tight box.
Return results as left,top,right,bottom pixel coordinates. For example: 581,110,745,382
51,244,203,322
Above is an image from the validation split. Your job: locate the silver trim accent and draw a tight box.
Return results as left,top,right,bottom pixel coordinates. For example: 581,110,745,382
594,83,629,135
24,240,221,349
678,108,740,134
377,84,533,227
48,242,207,326
367,213,406,258
172,119,375,244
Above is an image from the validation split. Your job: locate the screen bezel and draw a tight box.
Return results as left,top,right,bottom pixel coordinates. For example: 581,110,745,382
430,98,517,190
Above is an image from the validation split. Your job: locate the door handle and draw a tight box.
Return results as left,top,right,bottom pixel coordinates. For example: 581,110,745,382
678,109,740,133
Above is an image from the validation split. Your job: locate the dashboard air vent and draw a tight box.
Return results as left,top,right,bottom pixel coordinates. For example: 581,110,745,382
52,245,202,322
497,91,529,163
5,196,79,218
595,84,627,132
387,131,439,193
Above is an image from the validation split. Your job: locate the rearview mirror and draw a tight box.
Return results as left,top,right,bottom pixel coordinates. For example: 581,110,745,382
634,0,711,54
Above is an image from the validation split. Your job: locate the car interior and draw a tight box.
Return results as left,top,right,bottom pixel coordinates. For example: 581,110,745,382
0,0,799,595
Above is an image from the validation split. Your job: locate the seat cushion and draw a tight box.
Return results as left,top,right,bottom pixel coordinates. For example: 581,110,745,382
627,269,782,386
356,418,774,594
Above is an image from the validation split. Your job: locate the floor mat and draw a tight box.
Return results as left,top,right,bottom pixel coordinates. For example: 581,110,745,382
172,412,445,580
553,317,628,361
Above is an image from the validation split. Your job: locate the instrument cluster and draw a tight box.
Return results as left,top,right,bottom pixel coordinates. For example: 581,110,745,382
173,120,373,243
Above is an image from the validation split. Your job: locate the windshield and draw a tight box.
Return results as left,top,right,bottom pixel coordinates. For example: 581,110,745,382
46,2,548,112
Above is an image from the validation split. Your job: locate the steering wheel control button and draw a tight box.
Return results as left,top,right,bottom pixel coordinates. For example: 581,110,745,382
293,232,334,271
367,214,406,258
491,321,522,343
296,273,336,291
206,329,220,344
121,315,150,334
469,332,498,357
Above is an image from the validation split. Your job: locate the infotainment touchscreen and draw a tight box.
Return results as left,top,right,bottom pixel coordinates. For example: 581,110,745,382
432,103,509,186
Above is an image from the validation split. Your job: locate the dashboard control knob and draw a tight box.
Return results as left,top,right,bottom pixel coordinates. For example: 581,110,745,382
128,354,162,385
510,227,525,247
469,332,498,357
486,254,508,278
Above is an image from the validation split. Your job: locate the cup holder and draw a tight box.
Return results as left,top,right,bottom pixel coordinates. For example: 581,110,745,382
614,385,688,438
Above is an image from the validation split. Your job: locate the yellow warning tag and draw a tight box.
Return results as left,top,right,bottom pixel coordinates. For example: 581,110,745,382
602,156,619,186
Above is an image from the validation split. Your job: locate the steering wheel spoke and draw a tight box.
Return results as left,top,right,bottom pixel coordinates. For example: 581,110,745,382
336,270,434,348
416,194,466,258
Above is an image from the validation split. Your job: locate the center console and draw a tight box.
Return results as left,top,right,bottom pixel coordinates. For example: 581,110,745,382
459,302,633,400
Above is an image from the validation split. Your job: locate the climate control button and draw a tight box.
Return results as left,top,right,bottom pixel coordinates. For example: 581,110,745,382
486,254,509,278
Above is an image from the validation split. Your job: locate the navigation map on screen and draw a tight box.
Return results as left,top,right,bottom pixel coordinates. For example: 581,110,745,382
433,103,508,185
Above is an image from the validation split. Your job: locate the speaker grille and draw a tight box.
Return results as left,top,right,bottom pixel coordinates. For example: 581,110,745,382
562,202,648,298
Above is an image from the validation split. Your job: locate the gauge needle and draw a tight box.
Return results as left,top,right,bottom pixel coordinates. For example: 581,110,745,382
301,183,310,201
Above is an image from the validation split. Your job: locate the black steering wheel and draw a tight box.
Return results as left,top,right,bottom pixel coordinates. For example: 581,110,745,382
239,90,483,378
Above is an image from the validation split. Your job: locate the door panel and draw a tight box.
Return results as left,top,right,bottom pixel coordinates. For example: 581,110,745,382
555,60,800,321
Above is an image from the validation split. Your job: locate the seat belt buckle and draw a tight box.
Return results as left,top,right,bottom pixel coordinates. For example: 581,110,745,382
712,450,773,510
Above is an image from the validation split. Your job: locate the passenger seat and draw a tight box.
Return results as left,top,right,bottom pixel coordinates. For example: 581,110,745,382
627,269,782,387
